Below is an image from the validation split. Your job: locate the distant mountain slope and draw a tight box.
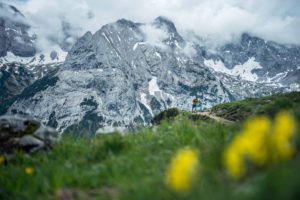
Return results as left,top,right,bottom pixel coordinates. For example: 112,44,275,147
8,18,233,134
202,33,300,87
0,3,299,135
0,2,66,113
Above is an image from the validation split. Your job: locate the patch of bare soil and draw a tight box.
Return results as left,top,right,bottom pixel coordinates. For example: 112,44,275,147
198,110,235,125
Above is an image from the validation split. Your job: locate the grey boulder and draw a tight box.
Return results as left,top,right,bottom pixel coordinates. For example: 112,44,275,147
0,115,60,153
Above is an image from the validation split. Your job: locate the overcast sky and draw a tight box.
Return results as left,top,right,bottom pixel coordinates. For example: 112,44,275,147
4,0,300,46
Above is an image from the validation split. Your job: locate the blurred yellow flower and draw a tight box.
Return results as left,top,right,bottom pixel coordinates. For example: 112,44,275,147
223,116,270,178
223,111,296,179
241,116,270,164
165,148,199,193
271,111,296,161
0,155,5,164
223,144,245,178
25,167,34,175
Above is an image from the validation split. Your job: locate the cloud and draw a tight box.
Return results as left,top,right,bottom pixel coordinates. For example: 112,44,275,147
140,24,168,48
0,1,27,23
183,43,197,57
4,0,300,47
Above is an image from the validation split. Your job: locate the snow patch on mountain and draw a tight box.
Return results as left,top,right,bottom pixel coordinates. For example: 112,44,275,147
0,45,67,66
155,52,161,59
265,71,288,84
149,77,161,96
204,57,263,82
140,93,153,116
133,42,146,51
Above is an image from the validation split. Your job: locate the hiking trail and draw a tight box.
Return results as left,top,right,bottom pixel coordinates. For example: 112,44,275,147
197,110,235,125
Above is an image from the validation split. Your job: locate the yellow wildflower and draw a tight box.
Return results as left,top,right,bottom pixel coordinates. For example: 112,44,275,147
223,111,297,179
223,145,245,178
165,148,199,193
223,116,270,178
242,116,270,164
0,155,5,164
271,111,295,161
25,167,34,175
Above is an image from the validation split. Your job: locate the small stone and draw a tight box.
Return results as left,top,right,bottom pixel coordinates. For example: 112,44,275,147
0,115,60,154
33,126,60,146
19,135,45,153
0,115,38,136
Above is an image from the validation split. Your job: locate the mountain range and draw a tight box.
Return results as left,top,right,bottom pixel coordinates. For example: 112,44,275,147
1,2,299,135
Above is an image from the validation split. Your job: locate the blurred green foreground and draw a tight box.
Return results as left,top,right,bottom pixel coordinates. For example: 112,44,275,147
1,92,300,200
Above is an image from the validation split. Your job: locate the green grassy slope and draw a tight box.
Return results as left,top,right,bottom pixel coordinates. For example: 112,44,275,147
1,92,300,200
211,91,300,121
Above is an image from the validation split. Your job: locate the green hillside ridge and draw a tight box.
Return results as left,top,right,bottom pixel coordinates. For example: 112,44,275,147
1,92,300,200
210,91,300,122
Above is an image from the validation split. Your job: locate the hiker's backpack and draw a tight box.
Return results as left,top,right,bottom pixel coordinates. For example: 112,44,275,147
193,99,198,105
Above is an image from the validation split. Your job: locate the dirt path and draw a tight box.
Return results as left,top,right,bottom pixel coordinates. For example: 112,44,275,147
197,110,235,125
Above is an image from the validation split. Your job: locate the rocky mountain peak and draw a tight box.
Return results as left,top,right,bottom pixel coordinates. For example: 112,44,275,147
116,18,141,29
0,2,25,19
0,2,36,57
2,13,300,135
154,16,185,48
79,31,93,42
154,16,177,33
8,5,24,17
7,17,233,134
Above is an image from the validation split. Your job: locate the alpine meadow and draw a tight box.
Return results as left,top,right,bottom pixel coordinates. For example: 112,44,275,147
1,0,300,199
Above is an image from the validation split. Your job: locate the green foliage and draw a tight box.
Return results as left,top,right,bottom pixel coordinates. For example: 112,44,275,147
211,91,300,122
24,124,38,135
151,108,180,125
180,111,216,123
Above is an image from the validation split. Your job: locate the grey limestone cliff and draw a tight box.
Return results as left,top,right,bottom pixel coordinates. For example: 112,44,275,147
8,17,233,134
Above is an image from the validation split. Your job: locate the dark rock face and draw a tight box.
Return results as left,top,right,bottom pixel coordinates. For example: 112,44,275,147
0,64,34,102
0,18,7,56
0,115,60,153
50,51,58,60
0,2,36,57
0,63,62,116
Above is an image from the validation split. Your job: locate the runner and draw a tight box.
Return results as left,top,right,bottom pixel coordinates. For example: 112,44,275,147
192,97,198,113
